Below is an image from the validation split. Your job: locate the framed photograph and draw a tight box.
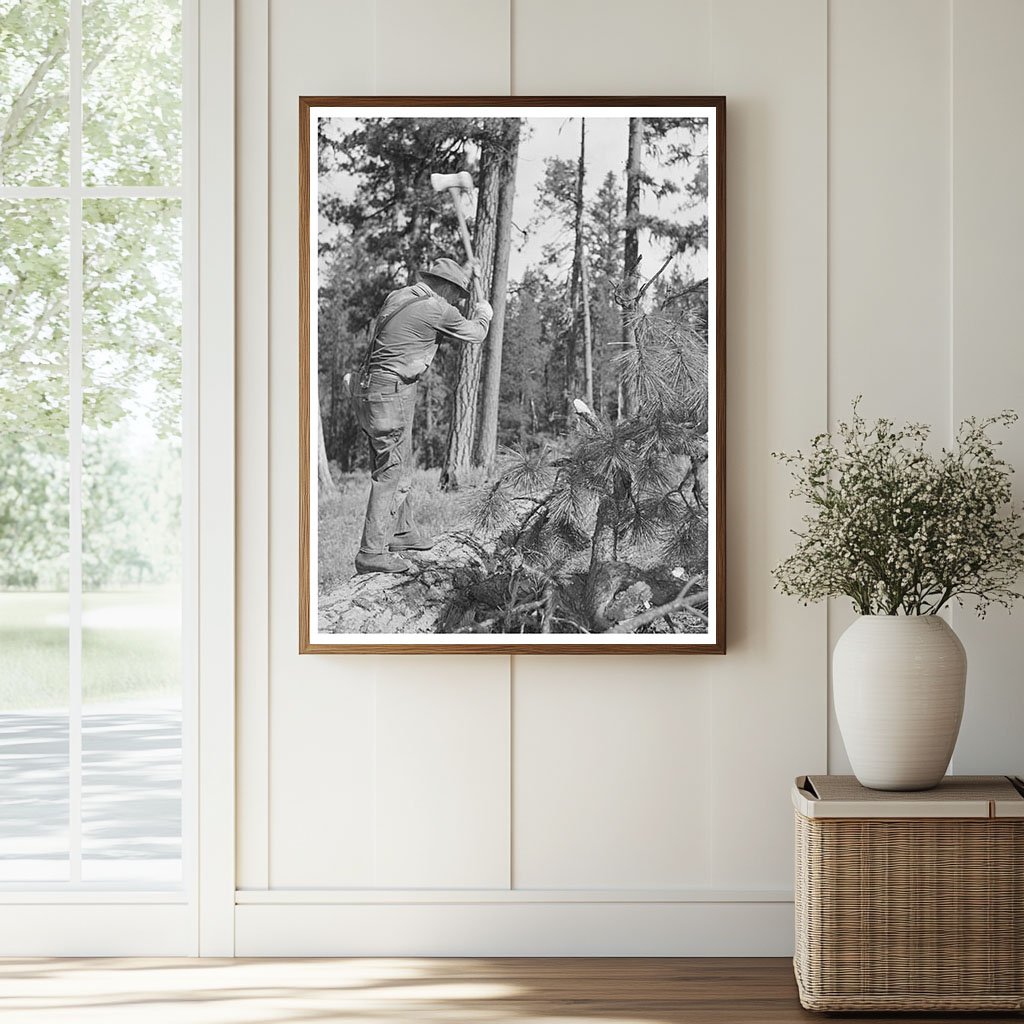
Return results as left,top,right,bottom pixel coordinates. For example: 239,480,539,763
300,96,725,654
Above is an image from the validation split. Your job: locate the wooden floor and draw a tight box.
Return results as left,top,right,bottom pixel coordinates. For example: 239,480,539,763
0,957,1019,1023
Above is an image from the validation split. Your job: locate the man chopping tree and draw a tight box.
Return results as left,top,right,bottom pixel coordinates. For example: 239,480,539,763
352,256,493,575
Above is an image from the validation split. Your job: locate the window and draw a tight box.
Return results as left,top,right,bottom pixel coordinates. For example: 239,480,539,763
0,0,191,889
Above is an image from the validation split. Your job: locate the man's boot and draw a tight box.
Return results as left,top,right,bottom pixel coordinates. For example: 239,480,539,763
389,529,435,552
354,551,414,575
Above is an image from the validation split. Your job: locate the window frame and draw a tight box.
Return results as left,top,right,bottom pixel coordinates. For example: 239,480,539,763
0,0,199,910
0,0,235,957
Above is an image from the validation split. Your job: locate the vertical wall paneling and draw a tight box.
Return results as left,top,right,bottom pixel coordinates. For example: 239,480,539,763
374,0,510,95
950,0,1024,777
513,659,712,889
375,662,511,888
827,0,952,772
511,0,711,94
235,0,270,892
707,0,828,889
828,0,951,422
266,0,378,888
270,667,378,887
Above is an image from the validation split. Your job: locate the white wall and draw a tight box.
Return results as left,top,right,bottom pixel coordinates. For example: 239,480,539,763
233,0,1024,955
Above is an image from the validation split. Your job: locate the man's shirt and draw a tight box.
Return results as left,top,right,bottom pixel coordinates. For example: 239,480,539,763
368,282,488,381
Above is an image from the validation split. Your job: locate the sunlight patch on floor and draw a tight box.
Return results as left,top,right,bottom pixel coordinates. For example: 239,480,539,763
0,958,679,1024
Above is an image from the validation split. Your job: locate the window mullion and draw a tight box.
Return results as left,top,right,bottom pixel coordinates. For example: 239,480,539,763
68,0,83,886
0,186,184,200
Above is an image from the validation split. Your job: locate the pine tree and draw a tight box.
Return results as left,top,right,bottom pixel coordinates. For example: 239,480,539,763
465,297,710,635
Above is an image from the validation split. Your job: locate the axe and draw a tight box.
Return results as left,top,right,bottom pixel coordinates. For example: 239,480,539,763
430,170,482,302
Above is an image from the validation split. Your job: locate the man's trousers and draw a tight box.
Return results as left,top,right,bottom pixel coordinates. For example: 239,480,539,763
353,375,419,556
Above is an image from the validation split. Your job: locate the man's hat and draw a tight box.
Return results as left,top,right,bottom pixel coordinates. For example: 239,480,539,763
420,257,471,296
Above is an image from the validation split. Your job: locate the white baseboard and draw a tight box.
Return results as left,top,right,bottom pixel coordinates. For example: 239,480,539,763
235,898,795,957
0,904,196,956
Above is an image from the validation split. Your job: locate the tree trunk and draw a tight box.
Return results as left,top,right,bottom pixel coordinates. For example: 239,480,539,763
327,332,344,459
567,120,595,415
621,116,643,418
317,402,336,497
590,495,618,569
473,119,521,473
580,238,594,408
439,143,500,491
566,121,588,418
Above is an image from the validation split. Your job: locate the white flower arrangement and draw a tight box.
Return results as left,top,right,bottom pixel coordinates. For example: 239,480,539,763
773,401,1024,616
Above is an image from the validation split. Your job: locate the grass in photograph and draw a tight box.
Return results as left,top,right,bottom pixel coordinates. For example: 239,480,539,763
317,466,488,589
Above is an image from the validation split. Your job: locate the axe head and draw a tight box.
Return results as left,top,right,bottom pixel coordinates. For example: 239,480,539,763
430,170,474,193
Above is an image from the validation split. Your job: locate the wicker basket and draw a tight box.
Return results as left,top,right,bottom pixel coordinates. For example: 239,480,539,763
793,775,1024,1012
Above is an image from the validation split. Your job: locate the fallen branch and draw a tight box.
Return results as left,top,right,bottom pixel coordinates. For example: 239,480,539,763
456,597,550,633
610,579,708,633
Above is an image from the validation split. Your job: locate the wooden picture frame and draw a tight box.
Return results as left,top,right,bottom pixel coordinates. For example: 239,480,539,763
300,96,725,654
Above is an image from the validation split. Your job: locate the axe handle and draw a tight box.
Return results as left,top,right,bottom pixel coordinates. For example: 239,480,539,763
447,186,483,304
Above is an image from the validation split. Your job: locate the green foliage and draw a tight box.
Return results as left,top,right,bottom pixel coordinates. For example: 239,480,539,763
82,428,181,589
0,439,67,587
1,0,181,187
0,198,68,445
82,0,181,185
1,424,181,590
0,0,69,185
1,1,183,592
773,402,1024,616
83,198,182,437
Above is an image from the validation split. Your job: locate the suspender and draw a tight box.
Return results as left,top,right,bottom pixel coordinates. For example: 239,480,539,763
359,292,431,385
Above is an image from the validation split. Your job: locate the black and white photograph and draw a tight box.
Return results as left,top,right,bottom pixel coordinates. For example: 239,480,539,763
300,99,725,652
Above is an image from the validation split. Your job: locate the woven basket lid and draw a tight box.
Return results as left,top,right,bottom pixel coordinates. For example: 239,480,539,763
793,775,1024,819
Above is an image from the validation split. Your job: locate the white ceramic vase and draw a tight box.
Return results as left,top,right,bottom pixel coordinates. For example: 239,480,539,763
833,615,967,791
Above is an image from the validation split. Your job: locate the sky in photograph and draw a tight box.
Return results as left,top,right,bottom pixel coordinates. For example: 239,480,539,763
319,115,709,289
